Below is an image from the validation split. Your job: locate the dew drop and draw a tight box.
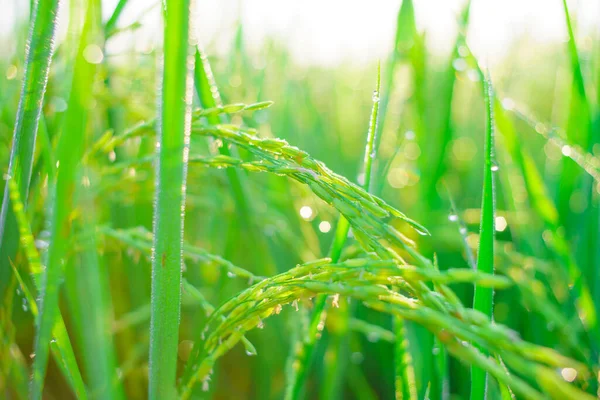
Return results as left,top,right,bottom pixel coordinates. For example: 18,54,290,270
372,91,380,102
448,214,458,222
452,58,467,71
491,163,499,172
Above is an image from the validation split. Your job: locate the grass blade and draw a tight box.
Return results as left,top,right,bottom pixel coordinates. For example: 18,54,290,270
148,0,192,398
470,73,496,400
30,1,100,397
0,0,60,305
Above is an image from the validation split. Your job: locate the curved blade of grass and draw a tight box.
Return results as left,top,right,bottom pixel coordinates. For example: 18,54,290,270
470,73,496,400
0,0,60,306
285,63,381,400
64,197,125,398
30,1,100,397
148,0,192,398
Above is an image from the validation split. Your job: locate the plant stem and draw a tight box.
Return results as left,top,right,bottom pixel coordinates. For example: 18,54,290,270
470,73,496,400
148,0,193,397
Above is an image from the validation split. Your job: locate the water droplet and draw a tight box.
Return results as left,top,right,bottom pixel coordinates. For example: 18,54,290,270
457,45,469,57
448,214,458,222
372,91,380,102
452,58,467,71
561,145,572,157
357,173,366,186
404,130,415,140
459,227,467,235
491,163,499,172
432,347,440,355
227,271,236,278
414,227,429,236
35,239,49,249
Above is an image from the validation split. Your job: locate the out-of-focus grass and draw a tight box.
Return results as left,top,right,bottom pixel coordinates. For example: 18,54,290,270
1,1,600,399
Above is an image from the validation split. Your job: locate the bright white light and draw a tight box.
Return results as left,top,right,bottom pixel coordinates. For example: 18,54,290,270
299,205,313,220
495,216,508,232
319,221,331,233
3,0,598,68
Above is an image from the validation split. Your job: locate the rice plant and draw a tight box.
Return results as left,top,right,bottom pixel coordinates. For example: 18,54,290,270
1,0,599,399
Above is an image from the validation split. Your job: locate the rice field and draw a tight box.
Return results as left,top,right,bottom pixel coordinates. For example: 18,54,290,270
1,0,600,399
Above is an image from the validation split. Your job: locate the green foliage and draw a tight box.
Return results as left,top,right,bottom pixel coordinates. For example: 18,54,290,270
1,1,599,399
